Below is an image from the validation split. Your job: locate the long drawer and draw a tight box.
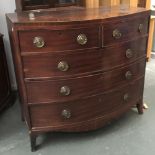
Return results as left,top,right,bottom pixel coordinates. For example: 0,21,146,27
29,77,144,128
26,58,146,103
103,15,149,46
18,26,100,53
22,37,147,79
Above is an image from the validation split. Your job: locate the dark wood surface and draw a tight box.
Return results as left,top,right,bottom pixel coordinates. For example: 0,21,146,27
6,7,150,151
18,25,100,53
22,37,147,79
0,34,15,113
6,6,150,24
30,77,144,130
26,58,145,104
15,0,78,12
103,15,149,46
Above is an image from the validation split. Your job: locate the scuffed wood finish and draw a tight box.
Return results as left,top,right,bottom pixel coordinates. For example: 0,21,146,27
30,78,144,129
103,15,149,46
0,34,15,112
26,58,145,104
22,37,147,79
18,26,100,53
6,6,150,24
6,6,150,151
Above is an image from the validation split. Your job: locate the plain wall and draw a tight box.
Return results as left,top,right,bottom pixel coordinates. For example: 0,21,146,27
0,0,17,89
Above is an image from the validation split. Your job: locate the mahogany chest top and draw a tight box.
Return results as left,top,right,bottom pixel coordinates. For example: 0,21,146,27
7,6,150,24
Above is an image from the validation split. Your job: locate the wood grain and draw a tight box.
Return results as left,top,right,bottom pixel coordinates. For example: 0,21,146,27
22,37,147,79
26,58,146,104
30,77,144,129
6,7,150,151
103,15,149,46
18,26,100,53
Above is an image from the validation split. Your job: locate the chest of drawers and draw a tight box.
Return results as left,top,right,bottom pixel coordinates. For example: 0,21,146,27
6,6,150,151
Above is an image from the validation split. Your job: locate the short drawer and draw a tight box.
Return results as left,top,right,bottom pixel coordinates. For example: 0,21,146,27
22,37,147,79
103,16,149,46
26,58,146,103
18,26,100,53
29,78,144,128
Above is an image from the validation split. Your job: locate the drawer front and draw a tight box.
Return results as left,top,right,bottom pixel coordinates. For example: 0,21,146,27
103,16,149,46
26,58,145,103
19,26,100,53
29,78,144,128
23,37,147,79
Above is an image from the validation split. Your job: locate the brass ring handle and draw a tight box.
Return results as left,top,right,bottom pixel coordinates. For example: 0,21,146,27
125,71,133,80
126,49,133,59
113,29,122,39
123,93,130,102
138,24,143,33
33,36,45,48
77,34,88,45
60,86,71,96
62,109,71,119
57,61,69,72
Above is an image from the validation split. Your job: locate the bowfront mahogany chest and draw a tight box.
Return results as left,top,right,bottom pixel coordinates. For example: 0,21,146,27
6,6,150,151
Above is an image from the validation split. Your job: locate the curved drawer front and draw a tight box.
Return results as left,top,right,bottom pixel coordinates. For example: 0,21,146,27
22,37,147,79
103,16,149,46
29,78,144,128
26,58,145,103
18,26,100,53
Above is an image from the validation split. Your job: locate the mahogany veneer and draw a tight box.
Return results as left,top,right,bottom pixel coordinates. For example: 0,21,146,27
6,6,150,151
